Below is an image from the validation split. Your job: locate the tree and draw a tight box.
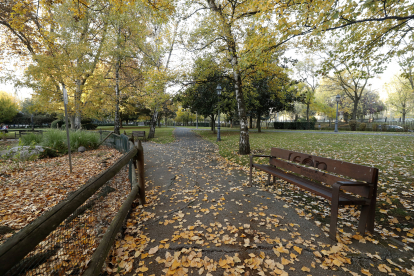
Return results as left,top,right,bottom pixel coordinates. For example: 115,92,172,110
21,0,109,129
397,40,414,94
0,91,19,123
320,52,375,121
295,56,321,125
186,0,298,154
385,75,414,124
356,90,385,122
245,68,296,132
178,55,234,133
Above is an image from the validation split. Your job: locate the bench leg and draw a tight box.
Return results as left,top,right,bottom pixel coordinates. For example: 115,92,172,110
267,174,271,185
330,201,339,240
273,176,276,184
330,183,341,240
357,205,369,234
366,189,377,233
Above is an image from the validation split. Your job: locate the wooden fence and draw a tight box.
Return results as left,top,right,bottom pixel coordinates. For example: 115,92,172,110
0,134,144,275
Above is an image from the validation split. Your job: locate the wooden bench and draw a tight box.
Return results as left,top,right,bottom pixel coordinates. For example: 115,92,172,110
250,147,378,240
132,131,146,142
15,130,44,138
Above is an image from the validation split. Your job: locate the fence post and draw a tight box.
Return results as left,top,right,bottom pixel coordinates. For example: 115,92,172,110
137,140,145,205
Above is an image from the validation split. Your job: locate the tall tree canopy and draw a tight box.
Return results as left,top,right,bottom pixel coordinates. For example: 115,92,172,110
0,90,19,123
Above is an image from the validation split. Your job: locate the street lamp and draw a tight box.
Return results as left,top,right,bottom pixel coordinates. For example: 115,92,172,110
216,84,222,141
334,94,340,133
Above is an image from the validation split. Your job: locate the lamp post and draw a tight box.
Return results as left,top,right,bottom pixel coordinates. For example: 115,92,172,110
216,84,222,141
334,94,340,133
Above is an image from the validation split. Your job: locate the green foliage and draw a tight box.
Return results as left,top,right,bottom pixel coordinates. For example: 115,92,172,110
0,91,19,123
349,120,357,131
82,123,98,130
69,131,99,151
359,123,367,131
21,133,42,146
372,123,379,131
40,129,100,153
51,119,64,129
274,121,316,130
41,129,67,153
403,125,410,132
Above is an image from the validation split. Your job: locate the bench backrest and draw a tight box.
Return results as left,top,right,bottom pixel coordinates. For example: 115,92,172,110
132,131,145,136
270,148,378,197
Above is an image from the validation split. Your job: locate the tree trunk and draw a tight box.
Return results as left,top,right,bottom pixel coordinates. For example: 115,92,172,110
403,108,406,124
157,116,162,127
306,103,310,129
257,112,261,133
351,98,360,121
114,59,121,135
69,115,75,129
148,109,158,139
249,116,253,129
207,0,249,155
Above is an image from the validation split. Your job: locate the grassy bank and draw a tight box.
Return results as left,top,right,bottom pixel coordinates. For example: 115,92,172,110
196,129,414,241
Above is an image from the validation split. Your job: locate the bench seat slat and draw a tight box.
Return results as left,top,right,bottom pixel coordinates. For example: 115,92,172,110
253,164,367,205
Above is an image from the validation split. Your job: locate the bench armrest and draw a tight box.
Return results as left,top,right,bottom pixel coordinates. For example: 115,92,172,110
250,154,274,167
251,155,272,158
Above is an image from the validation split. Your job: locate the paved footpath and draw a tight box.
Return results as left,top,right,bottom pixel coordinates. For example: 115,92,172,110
119,128,412,276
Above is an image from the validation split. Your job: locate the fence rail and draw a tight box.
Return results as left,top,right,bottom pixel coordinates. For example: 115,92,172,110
0,133,144,276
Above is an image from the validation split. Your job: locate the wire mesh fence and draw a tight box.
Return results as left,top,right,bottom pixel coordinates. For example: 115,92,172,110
1,132,135,276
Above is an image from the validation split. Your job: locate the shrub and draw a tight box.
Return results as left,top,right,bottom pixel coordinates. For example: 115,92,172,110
81,118,93,124
82,123,97,130
69,130,99,151
41,129,68,153
372,123,379,131
274,121,316,130
359,123,367,131
403,125,410,132
21,133,43,146
349,120,357,131
51,119,64,129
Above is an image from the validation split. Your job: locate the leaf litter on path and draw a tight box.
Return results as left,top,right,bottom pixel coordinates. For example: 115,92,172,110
105,130,414,276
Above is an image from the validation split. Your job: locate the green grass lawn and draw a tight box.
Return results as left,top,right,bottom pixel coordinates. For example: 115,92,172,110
97,126,175,144
196,129,414,237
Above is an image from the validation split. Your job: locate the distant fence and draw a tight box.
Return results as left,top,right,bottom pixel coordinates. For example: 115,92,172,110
0,133,144,276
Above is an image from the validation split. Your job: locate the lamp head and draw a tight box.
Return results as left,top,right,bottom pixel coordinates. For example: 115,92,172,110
216,84,222,96
336,94,340,102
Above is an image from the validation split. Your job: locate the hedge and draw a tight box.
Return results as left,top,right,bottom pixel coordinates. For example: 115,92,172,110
273,121,316,130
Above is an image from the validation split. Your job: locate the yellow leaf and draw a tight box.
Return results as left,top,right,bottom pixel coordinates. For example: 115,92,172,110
301,266,310,272
352,234,364,240
361,268,372,276
281,257,290,265
219,259,228,267
139,266,148,272
313,251,322,258
378,264,392,273
148,246,158,255
277,246,289,254
293,246,302,254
